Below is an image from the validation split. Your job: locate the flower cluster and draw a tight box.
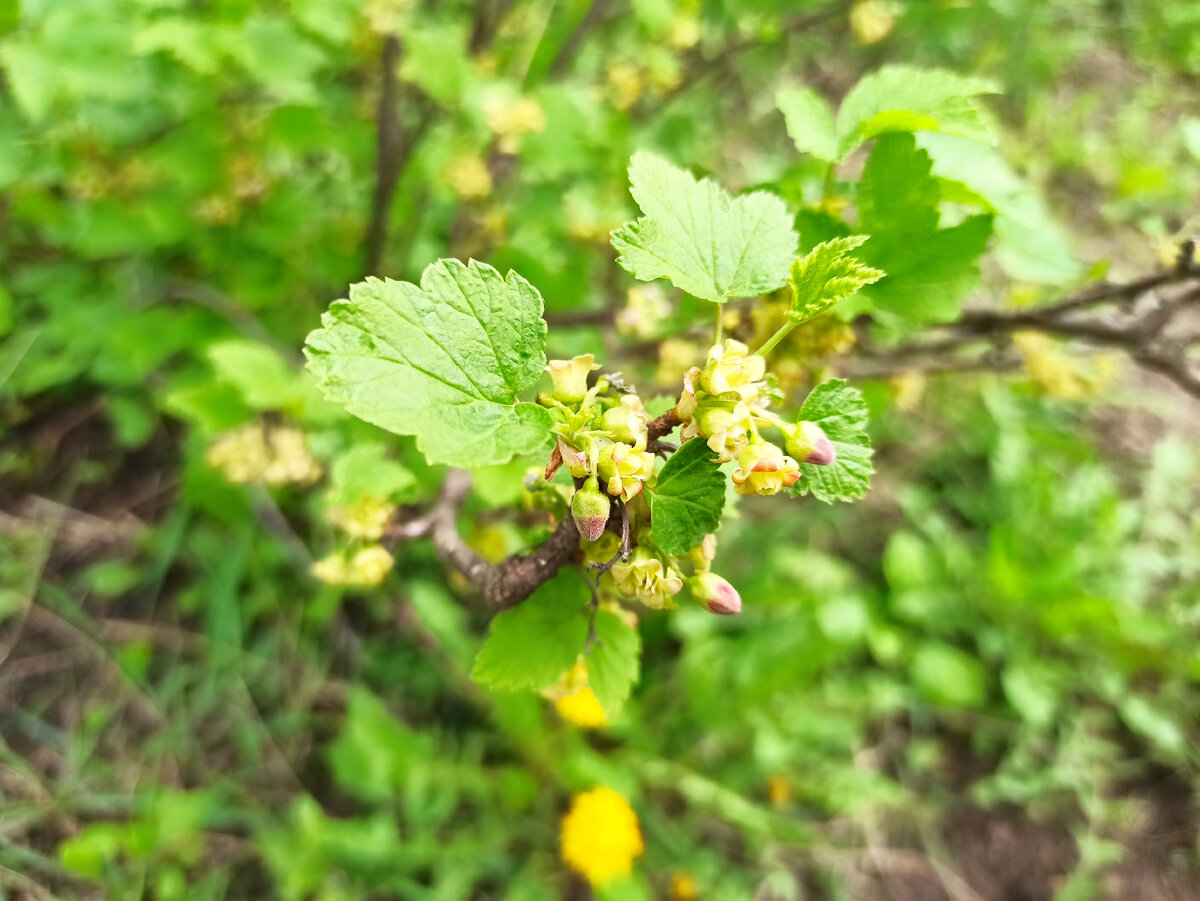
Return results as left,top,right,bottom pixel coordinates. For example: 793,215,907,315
678,340,836,496
206,423,322,486
542,354,656,508
538,353,780,618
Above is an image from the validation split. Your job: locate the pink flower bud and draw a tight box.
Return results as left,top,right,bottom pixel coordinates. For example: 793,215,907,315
784,421,836,466
687,572,741,615
571,476,611,542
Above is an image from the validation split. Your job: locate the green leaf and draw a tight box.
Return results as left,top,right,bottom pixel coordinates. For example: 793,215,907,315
587,609,641,718
471,570,590,692
328,442,416,504
305,259,555,468
787,235,884,325
911,642,987,709
919,133,1080,285
777,86,838,163
851,133,992,328
790,379,872,504
328,687,423,803
647,438,726,556
611,152,798,303
835,65,998,160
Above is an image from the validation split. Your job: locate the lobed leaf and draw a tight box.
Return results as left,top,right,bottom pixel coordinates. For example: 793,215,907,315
777,86,838,163
835,65,998,161
647,438,726,556
850,133,992,329
304,259,554,468
611,152,798,303
790,379,873,504
787,235,885,325
587,609,641,718
471,570,590,692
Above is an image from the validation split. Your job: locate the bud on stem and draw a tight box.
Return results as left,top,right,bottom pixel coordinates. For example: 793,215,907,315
571,476,611,542
687,571,741,615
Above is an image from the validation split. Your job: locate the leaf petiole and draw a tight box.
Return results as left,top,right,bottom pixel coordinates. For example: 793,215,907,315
755,320,796,358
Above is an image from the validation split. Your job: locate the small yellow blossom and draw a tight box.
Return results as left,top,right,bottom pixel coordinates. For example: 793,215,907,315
443,154,493,200
311,545,395,587
597,442,655,502
667,15,701,49
547,355,599,404
606,62,644,111
766,774,792,806
555,687,608,729
560,787,644,886
325,495,396,540
206,424,322,486
669,872,699,900
731,441,800,496
683,394,753,463
610,547,683,609
601,395,649,446
657,338,702,388
850,0,900,45
617,285,672,339
484,94,546,153
699,340,766,401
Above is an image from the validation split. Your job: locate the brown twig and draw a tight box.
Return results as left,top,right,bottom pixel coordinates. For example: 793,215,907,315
411,410,682,609
845,266,1200,396
362,36,434,279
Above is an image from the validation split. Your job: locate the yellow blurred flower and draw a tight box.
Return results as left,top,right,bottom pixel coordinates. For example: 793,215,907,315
766,774,791,806
443,154,493,200
206,424,322,486
606,62,644,111
311,545,395,587
326,495,396,540
670,871,699,900
555,687,608,729
484,94,545,153
560,787,644,886
850,0,901,45
1015,331,1118,399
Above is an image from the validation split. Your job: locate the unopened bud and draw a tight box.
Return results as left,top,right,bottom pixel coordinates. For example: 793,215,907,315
784,421,836,466
571,476,611,542
687,572,741,615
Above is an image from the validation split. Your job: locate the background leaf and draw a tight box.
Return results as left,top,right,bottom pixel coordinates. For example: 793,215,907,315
611,151,798,303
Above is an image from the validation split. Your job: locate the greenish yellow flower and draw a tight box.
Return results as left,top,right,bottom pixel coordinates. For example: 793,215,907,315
560,787,644,886
731,441,800,496
699,339,766,401
206,424,322,486
546,354,599,404
597,442,655,502
684,394,753,463
311,545,395,587
610,547,683,609
601,394,649,446
325,494,396,540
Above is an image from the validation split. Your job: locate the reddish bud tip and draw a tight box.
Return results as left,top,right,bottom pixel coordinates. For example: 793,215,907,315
571,477,611,542
688,572,742,616
804,432,836,466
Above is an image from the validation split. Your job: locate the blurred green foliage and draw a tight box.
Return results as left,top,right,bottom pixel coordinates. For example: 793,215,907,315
0,0,1198,898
